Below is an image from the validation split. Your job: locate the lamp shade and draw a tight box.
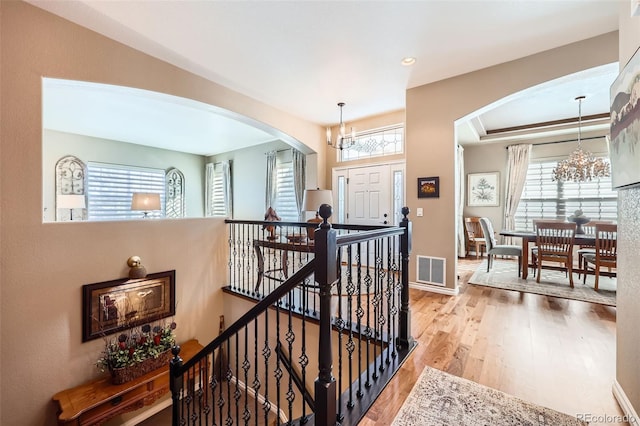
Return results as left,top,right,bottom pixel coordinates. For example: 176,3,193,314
302,189,333,212
57,194,86,209
131,193,161,211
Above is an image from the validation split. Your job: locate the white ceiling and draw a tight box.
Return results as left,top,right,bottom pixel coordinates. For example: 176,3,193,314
31,0,621,151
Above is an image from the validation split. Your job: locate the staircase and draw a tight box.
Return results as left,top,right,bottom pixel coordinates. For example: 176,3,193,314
169,206,415,426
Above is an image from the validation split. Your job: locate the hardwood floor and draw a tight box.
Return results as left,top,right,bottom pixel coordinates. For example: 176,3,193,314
360,257,624,426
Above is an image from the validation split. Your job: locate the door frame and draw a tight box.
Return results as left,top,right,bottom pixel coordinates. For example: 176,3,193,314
332,160,405,226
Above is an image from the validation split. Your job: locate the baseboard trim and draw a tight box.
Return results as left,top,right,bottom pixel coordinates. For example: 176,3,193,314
409,281,459,296
612,379,640,425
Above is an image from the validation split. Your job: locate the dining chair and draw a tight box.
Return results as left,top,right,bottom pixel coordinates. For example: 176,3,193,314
533,221,576,287
582,223,617,290
479,217,522,276
464,217,486,258
577,220,613,279
530,218,564,277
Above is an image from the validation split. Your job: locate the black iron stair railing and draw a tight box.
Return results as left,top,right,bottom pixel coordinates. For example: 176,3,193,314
170,205,415,426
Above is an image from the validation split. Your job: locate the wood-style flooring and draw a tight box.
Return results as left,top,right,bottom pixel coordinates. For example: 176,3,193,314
359,257,624,426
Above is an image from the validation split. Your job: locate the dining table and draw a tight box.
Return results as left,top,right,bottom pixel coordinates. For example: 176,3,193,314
499,230,601,279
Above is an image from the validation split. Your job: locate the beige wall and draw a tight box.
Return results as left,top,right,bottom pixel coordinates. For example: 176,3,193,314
462,142,508,233
616,1,640,418
405,32,618,290
0,2,324,425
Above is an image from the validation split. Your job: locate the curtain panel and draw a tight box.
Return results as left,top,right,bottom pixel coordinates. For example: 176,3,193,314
456,145,466,257
503,144,532,245
265,151,277,211
292,149,306,220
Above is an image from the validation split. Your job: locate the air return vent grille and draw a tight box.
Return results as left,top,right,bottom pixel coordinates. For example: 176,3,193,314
416,255,446,286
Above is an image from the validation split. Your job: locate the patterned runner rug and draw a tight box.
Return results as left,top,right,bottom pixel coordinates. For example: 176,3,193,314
391,366,587,425
468,259,616,307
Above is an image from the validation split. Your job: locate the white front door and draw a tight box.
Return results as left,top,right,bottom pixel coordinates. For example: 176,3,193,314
347,164,391,226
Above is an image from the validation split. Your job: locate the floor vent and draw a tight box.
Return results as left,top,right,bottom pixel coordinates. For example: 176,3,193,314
416,255,446,286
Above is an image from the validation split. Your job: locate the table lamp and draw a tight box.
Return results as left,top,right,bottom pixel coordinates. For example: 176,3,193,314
131,193,161,218
302,189,333,240
57,194,86,221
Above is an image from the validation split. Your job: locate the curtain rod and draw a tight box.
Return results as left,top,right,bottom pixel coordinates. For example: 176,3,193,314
505,135,606,149
264,148,291,155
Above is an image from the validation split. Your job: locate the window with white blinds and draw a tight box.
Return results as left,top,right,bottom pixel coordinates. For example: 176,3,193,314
274,161,298,221
514,159,617,231
207,164,227,217
87,162,165,221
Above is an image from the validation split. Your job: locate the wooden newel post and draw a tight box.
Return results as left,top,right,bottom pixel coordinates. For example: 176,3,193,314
398,207,414,349
314,204,338,426
169,345,183,426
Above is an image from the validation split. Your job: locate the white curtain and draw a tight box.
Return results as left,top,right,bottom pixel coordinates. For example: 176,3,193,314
456,145,466,257
292,149,306,220
265,151,277,210
503,144,532,245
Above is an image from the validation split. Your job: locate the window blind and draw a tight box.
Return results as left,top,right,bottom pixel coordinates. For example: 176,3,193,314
514,159,616,231
275,161,298,221
87,162,165,221
207,164,227,217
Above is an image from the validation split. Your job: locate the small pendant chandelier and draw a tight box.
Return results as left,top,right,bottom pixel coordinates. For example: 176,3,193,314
552,96,611,182
326,102,355,150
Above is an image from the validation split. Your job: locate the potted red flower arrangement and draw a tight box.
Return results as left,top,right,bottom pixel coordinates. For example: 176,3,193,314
96,320,177,384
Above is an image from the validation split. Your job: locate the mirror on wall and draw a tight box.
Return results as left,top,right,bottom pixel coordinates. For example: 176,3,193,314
42,78,287,222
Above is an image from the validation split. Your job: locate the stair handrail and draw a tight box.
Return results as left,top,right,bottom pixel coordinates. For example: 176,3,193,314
170,260,315,374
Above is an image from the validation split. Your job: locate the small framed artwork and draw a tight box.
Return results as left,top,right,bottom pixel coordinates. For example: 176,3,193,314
468,172,499,206
417,176,440,198
82,270,176,342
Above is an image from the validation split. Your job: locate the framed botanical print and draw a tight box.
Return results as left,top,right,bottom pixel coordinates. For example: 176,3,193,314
468,172,499,206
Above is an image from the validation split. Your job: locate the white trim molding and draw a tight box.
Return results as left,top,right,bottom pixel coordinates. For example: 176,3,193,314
613,379,640,426
409,281,459,296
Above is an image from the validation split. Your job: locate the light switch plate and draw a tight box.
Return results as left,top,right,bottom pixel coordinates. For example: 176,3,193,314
417,207,424,217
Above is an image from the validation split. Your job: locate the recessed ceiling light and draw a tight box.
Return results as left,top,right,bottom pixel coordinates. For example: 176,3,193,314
401,57,416,66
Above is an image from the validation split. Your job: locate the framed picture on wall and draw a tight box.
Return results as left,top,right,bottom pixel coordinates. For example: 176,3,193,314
82,270,176,342
417,176,439,198
468,172,499,206
610,45,640,189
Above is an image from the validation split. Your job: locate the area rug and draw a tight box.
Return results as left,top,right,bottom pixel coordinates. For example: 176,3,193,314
391,366,587,425
468,259,616,307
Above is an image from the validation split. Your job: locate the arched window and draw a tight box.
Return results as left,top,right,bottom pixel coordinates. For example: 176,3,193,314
55,155,86,221
165,168,185,218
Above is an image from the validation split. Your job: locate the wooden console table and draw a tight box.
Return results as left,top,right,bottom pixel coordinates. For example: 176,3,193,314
52,339,203,426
